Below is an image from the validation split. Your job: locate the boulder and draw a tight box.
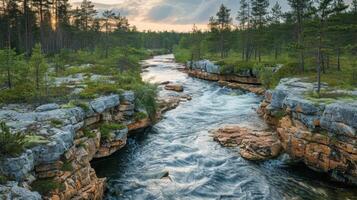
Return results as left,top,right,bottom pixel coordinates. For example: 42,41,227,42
189,60,221,74
121,91,135,103
213,125,282,160
283,96,324,115
0,150,34,181
35,103,60,112
90,95,120,113
0,182,41,200
164,84,184,92
32,127,75,164
321,103,357,136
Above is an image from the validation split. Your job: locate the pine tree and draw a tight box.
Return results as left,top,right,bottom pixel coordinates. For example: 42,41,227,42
352,0,357,14
79,0,97,31
251,0,269,62
29,44,47,91
103,10,115,58
237,0,251,60
270,1,283,24
209,4,232,58
269,1,283,60
314,0,347,94
287,0,313,72
0,48,16,88
237,0,250,29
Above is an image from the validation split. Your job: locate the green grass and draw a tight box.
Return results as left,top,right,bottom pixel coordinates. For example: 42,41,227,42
304,90,357,104
31,178,65,196
174,46,357,90
62,100,90,111
24,135,49,149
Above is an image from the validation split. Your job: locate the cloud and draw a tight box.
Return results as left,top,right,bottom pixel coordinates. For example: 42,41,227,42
73,0,352,32
146,5,175,21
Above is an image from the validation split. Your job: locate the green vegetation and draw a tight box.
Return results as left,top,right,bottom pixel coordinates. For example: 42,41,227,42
62,100,90,112
61,160,73,172
134,112,148,121
23,135,49,149
0,122,26,157
0,174,8,184
50,119,63,127
174,1,357,91
31,178,65,196
305,90,357,104
271,110,287,120
100,123,127,140
83,128,96,138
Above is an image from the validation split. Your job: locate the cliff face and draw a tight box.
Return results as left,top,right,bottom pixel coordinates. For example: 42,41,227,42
0,92,152,199
258,78,357,185
185,60,264,94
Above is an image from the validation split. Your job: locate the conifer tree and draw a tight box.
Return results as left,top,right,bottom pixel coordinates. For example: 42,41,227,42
209,4,232,58
29,44,47,91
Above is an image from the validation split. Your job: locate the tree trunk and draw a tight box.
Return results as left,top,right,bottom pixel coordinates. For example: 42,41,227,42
220,32,224,59
36,65,40,90
317,48,322,95
321,53,325,74
337,48,341,71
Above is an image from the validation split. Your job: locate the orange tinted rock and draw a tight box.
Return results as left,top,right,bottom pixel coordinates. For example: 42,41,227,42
212,125,282,160
164,84,184,92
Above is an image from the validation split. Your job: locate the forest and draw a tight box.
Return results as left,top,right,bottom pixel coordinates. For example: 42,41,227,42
0,0,183,109
174,0,357,91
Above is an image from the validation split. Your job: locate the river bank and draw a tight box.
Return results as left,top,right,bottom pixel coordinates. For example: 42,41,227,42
0,54,187,200
181,58,357,186
93,55,356,199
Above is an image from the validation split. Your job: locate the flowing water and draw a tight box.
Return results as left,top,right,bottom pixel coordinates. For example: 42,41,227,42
92,55,357,200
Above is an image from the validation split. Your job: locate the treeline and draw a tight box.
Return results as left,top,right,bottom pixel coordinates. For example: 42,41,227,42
0,0,182,55
176,0,357,91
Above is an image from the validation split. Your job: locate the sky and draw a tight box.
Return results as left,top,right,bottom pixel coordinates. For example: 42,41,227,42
70,0,352,32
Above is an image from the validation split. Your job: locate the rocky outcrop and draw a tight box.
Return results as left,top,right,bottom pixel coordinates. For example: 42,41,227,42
218,81,265,95
0,181,41,200
0,83,187,199
187,69,260,85
164,84,184,92
184,60,264,94
0,92,153,199
259,78,357,185
212,125,282,161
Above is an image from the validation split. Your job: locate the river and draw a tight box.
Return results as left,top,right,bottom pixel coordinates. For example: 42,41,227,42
92,55,356,200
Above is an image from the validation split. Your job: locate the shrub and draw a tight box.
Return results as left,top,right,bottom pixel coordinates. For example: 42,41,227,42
83,128,96,138
133,84,158,121
79,81,119,99
0,174,8,184
0,122,26,157
61,160,73,172
31,178,65,196
258,68,276,89
134,112,148,121
0,83,37,104
50,119,63,127
100,123,126,140
62,100,90,112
